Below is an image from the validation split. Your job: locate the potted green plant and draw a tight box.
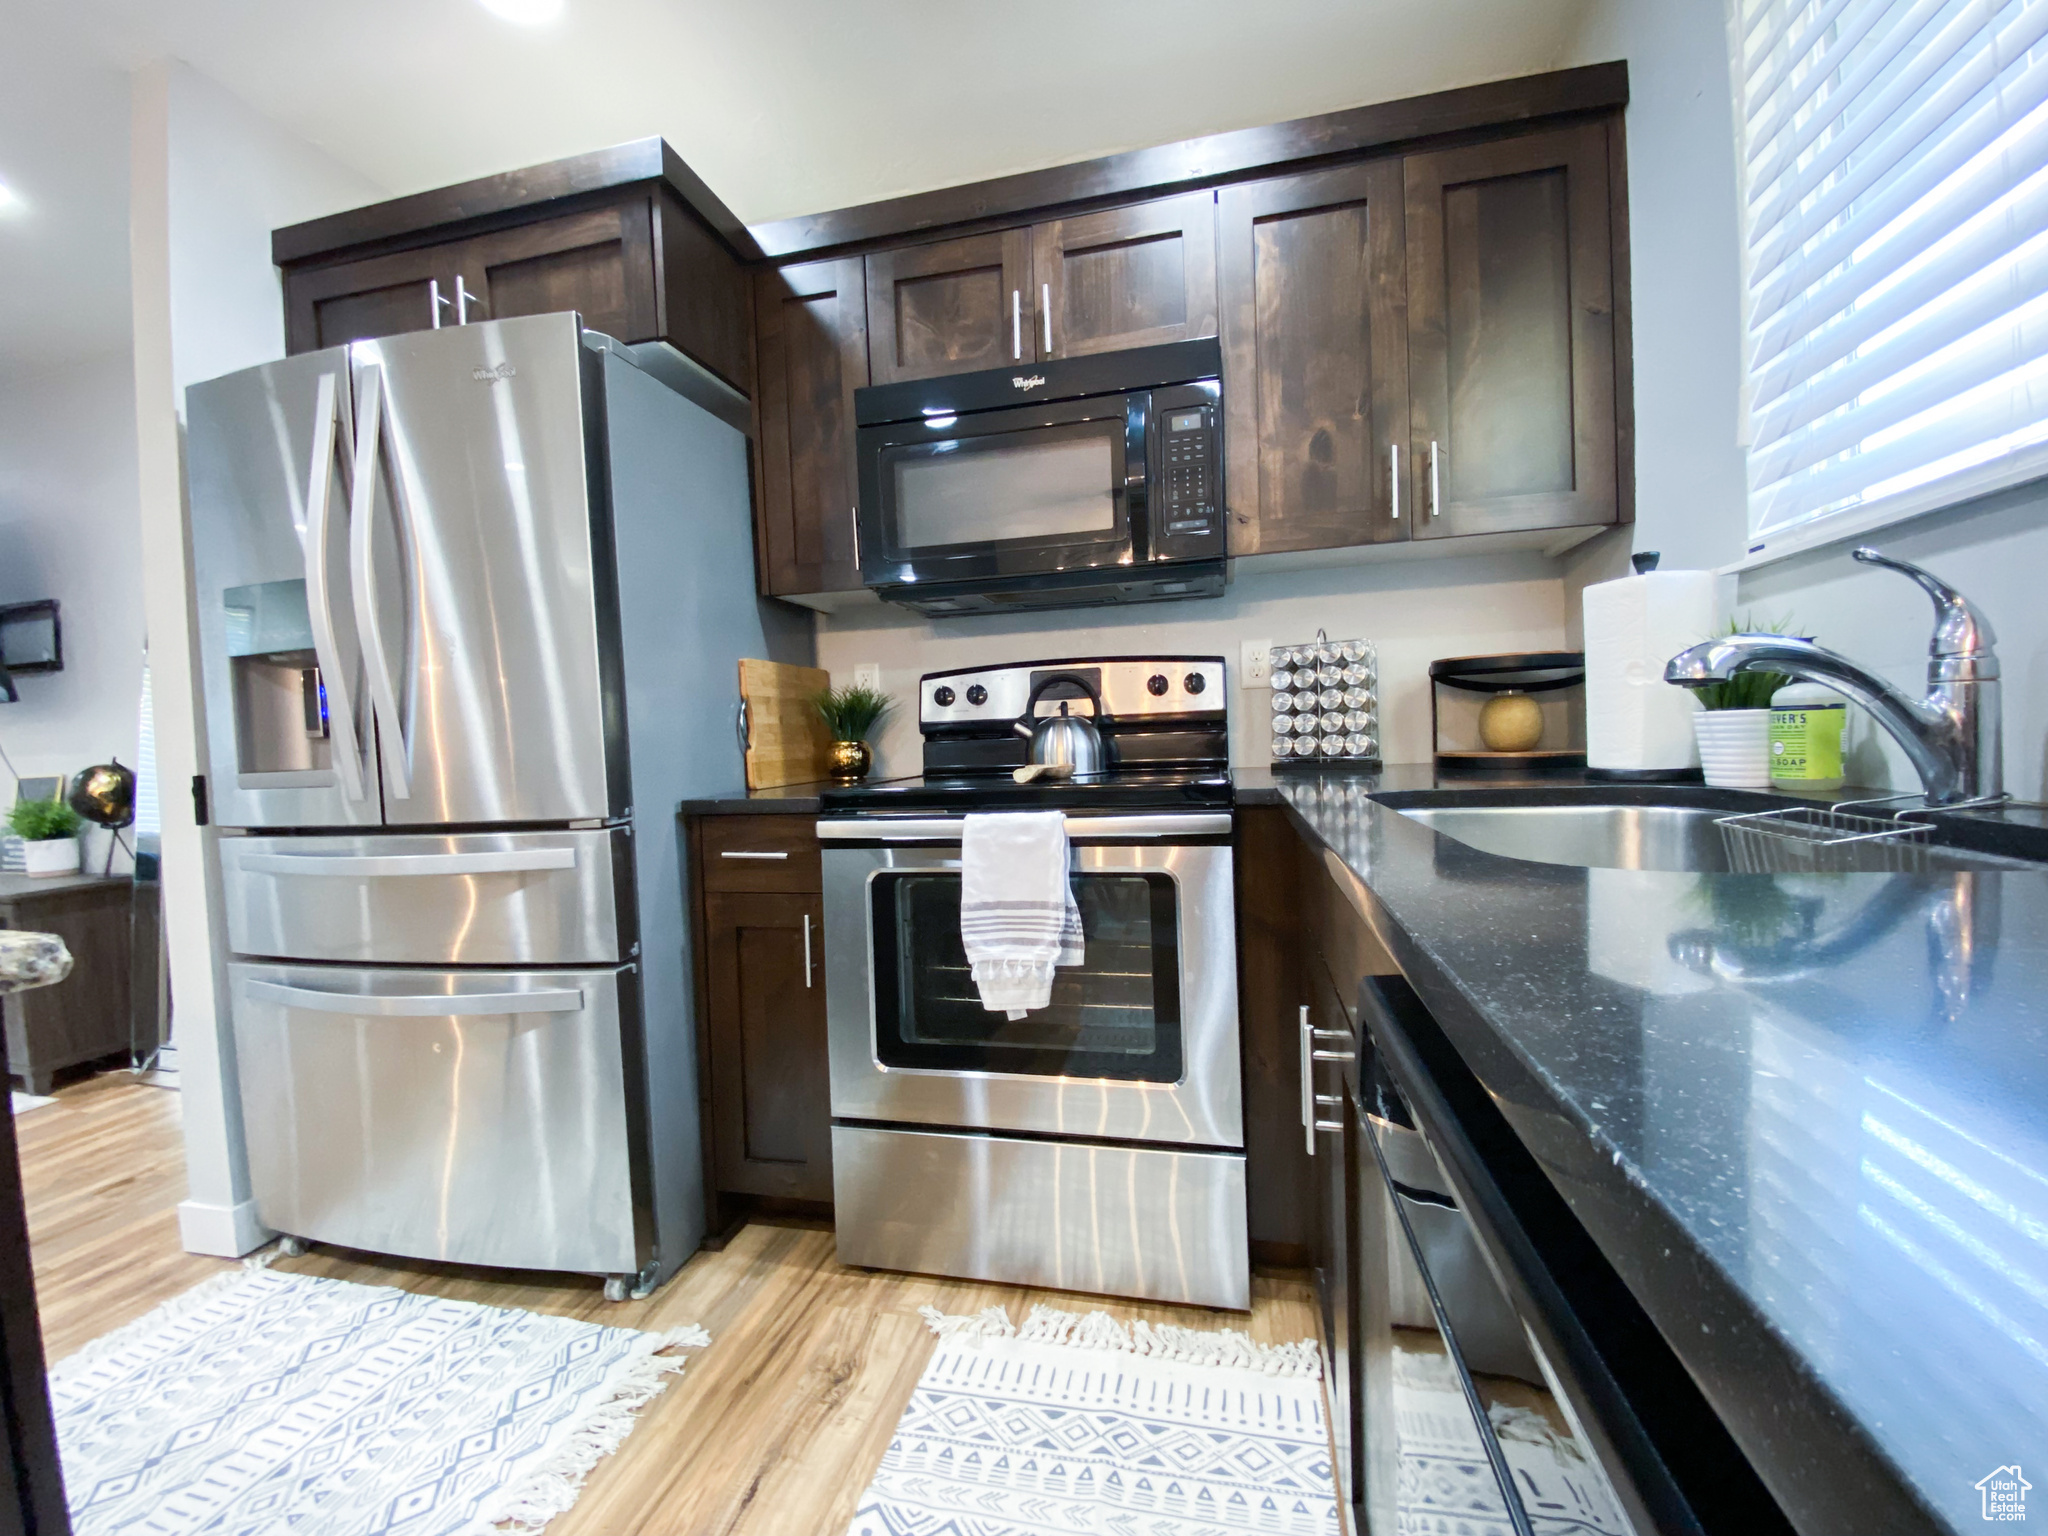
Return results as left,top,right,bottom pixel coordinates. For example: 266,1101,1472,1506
8,793,83,877
1690,616,1796,789
813,683,893,782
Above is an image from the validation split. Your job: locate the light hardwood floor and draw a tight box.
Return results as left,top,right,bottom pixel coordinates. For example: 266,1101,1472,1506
19,1072,1320,1535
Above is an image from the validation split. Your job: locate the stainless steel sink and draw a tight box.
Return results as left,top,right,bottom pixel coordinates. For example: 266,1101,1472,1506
1393,801,2040,874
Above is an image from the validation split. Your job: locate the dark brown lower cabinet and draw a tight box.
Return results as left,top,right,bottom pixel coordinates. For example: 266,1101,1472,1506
702,888,832,1203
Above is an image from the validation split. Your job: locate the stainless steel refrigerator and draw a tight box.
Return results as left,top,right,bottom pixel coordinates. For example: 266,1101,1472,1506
186,312,806,1298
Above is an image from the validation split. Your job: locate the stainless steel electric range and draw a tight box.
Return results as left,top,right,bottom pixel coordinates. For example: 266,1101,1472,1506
817,656,1246,1310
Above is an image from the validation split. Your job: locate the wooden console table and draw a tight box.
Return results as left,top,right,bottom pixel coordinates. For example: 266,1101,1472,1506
1,873,131,1094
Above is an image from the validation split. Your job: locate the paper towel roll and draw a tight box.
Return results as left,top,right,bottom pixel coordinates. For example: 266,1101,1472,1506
1583,569,1721,772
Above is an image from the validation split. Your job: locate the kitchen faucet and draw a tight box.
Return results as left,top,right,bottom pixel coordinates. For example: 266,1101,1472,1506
1663,547,2001,807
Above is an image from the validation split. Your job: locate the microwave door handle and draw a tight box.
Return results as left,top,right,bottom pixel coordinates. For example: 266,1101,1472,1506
301,370,366,801
348,365,412,800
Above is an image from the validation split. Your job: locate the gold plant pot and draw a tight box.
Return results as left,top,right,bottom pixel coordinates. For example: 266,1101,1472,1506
827,739,873,782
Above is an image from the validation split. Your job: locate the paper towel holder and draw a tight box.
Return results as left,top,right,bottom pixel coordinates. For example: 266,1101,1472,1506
1428,652,1586,774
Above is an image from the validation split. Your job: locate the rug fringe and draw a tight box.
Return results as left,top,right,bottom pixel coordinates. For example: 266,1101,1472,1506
920,1302,1321,1379
50,1264,261,1375
470,1323,712,1536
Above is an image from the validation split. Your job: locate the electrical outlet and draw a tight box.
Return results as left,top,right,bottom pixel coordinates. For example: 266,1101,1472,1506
1241,639,1273,687
853,663,882,691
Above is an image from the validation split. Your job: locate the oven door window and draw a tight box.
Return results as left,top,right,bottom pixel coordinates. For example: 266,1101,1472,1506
879,416,1128,558
869,870,1182,1082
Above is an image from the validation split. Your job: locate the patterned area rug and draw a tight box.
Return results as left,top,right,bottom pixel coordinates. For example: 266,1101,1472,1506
49,1266,707,1536
848,1304,1337,1536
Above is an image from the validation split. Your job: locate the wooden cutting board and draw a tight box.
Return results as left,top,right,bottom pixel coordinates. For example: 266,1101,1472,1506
739,658,833,790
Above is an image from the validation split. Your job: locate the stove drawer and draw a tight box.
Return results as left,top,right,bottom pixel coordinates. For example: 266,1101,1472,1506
832,1123,1248,1309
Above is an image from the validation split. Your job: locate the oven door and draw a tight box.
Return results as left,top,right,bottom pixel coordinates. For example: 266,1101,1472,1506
820,815,1239,1148
855,393,1145,588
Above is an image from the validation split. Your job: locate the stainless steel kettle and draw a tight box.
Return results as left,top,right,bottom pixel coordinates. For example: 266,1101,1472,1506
1013,675,1108,778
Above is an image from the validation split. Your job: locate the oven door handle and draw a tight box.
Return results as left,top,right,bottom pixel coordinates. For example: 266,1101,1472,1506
817,813,1230,841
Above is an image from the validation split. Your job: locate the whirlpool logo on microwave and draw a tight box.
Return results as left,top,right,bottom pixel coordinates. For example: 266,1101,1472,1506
1011,374,1046,391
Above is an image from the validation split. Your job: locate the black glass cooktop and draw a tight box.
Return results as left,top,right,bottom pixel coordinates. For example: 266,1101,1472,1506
819,770,1233,814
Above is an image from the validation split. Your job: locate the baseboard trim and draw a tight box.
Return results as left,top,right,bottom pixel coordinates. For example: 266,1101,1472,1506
177,1197,271,1258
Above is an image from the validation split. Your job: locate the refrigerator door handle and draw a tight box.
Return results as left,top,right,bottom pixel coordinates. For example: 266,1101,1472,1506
244,979,585,1016
236,849,578,877
302,370,366,801
348,365,412,800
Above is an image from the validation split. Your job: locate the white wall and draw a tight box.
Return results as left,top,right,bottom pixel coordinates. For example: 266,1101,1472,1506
0,349,145,872
1561,0,2048,799
130,59,384,1258
817,553,1568,777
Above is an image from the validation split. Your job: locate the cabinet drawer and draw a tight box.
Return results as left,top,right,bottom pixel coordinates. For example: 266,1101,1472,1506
699,815,821,891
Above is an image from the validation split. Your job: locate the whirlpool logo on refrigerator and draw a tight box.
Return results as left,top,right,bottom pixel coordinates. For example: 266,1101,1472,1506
472,363,519,384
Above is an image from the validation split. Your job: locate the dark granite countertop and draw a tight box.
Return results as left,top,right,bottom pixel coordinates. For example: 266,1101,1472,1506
677,782,833,815
1269,763,2048,1535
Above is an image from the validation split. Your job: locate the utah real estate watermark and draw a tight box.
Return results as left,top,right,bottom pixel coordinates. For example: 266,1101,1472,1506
1978,1465,2031,1522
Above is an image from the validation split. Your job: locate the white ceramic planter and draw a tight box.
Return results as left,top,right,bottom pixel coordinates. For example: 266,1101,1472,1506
22,837,80,878
1694,709,1772,789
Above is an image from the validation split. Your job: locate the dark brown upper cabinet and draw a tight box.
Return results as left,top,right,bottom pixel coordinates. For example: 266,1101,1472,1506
864,229,1033,384
284,243,456,354
753,258,869,597
1404,121,1616,539
453,204,660,346
1219,162,1408,557
275,139,758,395
1032,192,1218,359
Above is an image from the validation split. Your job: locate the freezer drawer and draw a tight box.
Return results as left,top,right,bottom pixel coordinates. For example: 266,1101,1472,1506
231,962,644,1276
220,829,627,965
832,1124,1248,1309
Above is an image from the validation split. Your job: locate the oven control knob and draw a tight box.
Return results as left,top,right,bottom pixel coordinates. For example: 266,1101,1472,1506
1147,673,1170,696
933,686,955,707
1184,672,1207,694
965,684,987,706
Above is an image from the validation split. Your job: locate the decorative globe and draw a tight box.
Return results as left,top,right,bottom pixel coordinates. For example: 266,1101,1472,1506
68,761,136,829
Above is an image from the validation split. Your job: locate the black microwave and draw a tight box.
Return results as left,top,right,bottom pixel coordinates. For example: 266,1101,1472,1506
853,339,1225,616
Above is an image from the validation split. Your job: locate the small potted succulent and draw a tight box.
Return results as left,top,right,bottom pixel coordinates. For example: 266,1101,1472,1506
813,683,893,782
8,794,83,877
1689,616,1796,789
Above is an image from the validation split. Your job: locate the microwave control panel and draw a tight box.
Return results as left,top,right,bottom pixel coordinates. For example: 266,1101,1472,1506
1149,383,1224,561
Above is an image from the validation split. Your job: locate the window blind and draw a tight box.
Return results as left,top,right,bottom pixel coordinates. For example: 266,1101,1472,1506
1735,0,2048,555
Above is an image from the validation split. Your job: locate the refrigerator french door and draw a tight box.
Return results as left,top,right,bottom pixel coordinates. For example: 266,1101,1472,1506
187,313,778,1294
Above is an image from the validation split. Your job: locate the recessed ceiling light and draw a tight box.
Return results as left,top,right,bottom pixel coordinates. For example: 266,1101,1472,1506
476,0,563,23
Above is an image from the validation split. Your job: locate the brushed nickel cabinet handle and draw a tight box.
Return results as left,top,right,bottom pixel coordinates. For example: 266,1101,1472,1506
720,850,790,860
1389,442,1400,520
1041,282,1052,354
1011,289,1022,360
1429,439,1441,518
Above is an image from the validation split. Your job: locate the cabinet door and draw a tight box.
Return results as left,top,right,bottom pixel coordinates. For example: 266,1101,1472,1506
753,258,868,596
284,245,454,354
1032,192,1217,359
459,202,659,344
703,890,832,1201
1405,122,1616,538
1307,958,1360,1510
865,230,1032,384
1218,161,1409,556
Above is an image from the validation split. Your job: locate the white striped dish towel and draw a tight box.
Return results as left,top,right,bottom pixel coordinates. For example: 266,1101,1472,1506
960,811,1084,1018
